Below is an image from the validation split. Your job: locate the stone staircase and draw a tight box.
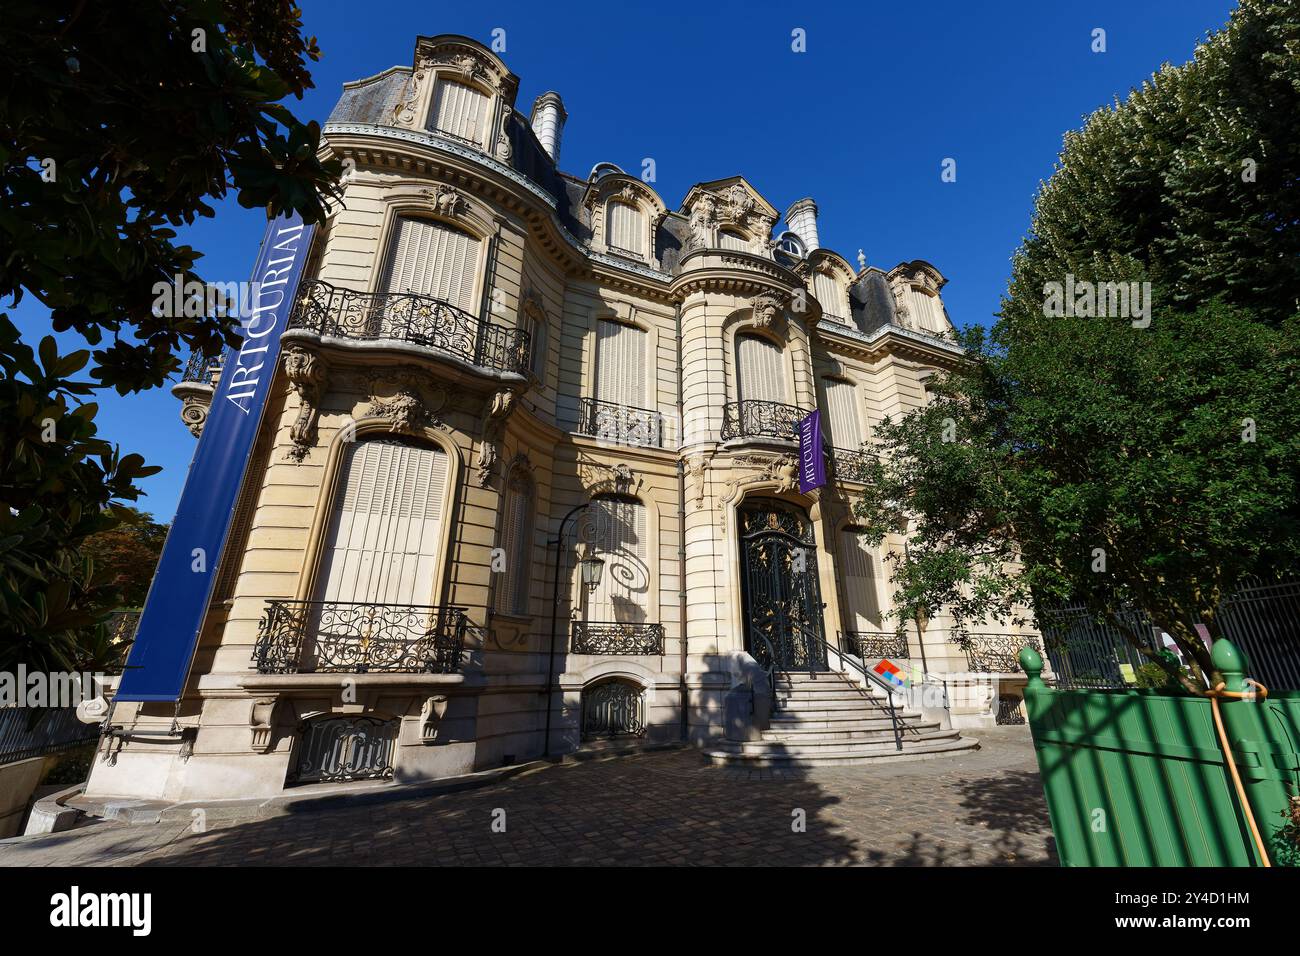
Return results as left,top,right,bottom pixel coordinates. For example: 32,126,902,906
705,670,978,768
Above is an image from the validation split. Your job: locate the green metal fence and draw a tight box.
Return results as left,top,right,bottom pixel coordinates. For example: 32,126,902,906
1020,640,1300,867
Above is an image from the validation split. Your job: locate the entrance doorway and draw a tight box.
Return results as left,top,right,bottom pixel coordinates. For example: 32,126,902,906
737,500,828,671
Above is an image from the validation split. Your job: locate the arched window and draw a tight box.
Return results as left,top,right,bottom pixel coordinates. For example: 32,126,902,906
381,216,480,314
429,79,489,147
316,438,450,607
495,466,534,615
735,332,787,403
718,229,749,252
814,270,849,324
822,378,861,449
583,495,648,624
605,201,645,257
839,526,882,631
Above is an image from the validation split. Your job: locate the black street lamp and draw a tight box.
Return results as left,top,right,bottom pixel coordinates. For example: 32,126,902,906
543,503,602,756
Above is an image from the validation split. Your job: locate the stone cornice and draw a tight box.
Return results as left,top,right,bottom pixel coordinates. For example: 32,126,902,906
814,320,965,365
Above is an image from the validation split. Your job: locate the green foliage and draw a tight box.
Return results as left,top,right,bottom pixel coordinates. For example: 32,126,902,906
0,316,159,672
854,1,1300,691
1006,0,1300,329
0,0,341,392
0,3,340,670
80,509,170,609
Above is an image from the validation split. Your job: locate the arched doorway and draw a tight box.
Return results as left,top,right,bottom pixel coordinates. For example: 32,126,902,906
737,499,828,671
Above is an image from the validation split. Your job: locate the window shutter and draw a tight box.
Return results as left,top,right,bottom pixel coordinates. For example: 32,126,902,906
718,230,748,252
584,496,648,624
736,334,786,403
824,379,861,448
318,440,449,607
605,202,645,256
430,80,488,146
496,472,533,615
382,217,479,314
907,287,944,333
596,319,646,409
814,271,847,323
839,528,881,631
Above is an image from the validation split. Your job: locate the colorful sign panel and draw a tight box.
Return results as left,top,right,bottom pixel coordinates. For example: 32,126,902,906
796,408,826,493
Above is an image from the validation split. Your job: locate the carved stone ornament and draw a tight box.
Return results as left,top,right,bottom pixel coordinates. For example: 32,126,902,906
364,374,448,435
421,695,451,744
476,389,518,486
687,454,709,509
720,454,799,507
250,698,281,754
179,398,209,438
283,346,327,462
392,59,431,127
495,106,514,162
424,183,464,218
685,194,716,250
751,291,784,330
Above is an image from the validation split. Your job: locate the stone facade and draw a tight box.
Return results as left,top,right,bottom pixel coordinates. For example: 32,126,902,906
90,34,1037,803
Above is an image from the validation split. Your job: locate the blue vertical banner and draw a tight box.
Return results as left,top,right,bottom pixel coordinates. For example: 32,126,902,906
797,409,827,493
116,212,316,702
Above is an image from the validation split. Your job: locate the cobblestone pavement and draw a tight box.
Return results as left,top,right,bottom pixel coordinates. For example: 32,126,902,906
0,727,1055,866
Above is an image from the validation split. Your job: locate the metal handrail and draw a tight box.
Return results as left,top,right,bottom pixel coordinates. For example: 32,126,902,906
798,624,904,752
577,397,664,448
753,630,782,716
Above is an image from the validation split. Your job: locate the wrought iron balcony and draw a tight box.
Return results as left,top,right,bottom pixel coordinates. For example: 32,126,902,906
840,630,909,660
289,279,531,375
253,600,468,674
577,397,663,448
828,446,874,483
956,632,1043,673
181,349,224,384
721,399,805,442
571,621,665,655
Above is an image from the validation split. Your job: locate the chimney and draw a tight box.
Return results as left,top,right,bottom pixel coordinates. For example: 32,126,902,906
530,92,568,165
783,198,820,251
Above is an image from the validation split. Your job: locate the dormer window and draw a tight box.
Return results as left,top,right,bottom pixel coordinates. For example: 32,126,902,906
813,270,849,324
718,229,748,252
605,200,646,259
776,232,805,259
905,285,947,334
429,79,489,148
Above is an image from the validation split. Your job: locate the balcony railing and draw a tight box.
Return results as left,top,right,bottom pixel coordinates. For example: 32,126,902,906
840,630,909,660
955,632,1043,673
571,621,665,655
721,399,805,441
181,349,224,384
289,279,531,375
828,446,874,483
253,600,468,674
577,397,663,448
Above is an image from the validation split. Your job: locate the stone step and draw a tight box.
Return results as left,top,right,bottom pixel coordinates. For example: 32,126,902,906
761,721,943,742
774,696,892,712
703,735,980,768
775,685,883,699
721,728,962,757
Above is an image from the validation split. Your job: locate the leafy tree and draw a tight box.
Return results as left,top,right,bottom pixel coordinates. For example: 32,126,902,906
0,2,340,668
854,0,1300,691
80,508,170,609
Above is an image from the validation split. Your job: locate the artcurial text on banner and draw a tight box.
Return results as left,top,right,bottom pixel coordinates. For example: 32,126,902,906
797,409,826,493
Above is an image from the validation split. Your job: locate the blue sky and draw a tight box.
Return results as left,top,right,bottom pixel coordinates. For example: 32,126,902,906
10,0,1239,521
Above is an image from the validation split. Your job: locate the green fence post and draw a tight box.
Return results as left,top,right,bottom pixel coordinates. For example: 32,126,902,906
1213,638,1295,866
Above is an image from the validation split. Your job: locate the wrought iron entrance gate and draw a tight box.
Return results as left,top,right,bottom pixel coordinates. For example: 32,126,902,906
738,501,828,671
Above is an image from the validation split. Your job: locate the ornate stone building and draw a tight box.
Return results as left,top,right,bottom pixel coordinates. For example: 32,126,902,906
89,35,1038,802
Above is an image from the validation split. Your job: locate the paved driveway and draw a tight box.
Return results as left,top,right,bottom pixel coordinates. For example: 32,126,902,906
0,727,1055,866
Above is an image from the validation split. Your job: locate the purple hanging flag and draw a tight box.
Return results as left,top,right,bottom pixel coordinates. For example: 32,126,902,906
797,409,826,493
